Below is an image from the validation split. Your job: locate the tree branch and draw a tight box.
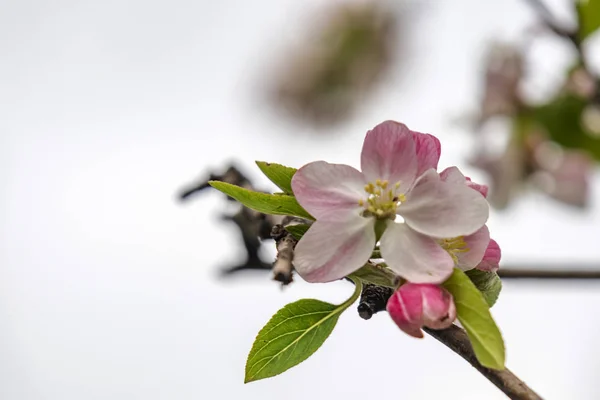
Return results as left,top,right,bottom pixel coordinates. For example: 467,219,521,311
499,268,600,280
270,222,299,285
183,163,553,398
357,283,394,319
522,0,590,70
356,282,544,399
424,325,543,400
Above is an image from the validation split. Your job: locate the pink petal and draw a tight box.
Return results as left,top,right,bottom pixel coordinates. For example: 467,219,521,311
380,222,454,283
477,239,501,272
466,179,489,198
293,217,376,283
291,161,366,222
387,283,456,338
360,121,417,190
419,285,456,330
455,225,490,271
413,131,441,177
546,151,591,207
399,169,489,238
387,284,425,338
440,167,489,198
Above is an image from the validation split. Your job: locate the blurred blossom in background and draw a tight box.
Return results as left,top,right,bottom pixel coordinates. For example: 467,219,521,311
266,1,402,127
1,0,600,399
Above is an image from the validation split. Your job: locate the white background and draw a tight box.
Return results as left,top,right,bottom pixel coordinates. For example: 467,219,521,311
2,0,600,399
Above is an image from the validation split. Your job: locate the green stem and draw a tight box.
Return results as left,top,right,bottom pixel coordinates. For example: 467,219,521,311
340,276,363,309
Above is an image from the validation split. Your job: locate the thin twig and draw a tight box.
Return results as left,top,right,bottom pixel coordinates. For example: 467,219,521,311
522,0,589,69
523,0,575,38
424,325,543,400
357,283,394,319
356,284,544,399
270,223,298,285
499,268,600,280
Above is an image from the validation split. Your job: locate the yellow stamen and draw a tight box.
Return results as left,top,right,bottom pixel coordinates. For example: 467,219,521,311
359,179,405,220
439,236,470,265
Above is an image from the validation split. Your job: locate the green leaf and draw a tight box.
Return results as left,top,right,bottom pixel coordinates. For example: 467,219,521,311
528,95,600,161
284,224,310,240
209,181,313,220
443,269,505,370
577,0,600,41
465,269,502,308
245,278,362,383
256,161,298,194
350,263,397,288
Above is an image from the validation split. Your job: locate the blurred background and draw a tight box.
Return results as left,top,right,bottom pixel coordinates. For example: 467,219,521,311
1,0,600,399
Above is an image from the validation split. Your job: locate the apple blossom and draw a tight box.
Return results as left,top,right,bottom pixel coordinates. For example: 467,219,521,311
291,121,489,284
438,166,501,272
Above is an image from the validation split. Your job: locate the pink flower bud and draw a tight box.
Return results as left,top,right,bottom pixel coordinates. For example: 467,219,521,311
465,177,489,198
476,239,501,272
386,283,457,338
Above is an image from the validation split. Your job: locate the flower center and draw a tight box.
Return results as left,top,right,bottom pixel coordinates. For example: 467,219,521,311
439,236,470,264
358,179,405,220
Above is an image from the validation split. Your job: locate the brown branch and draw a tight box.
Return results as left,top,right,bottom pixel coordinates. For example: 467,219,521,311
522,0,590,70
424,325,543,400
498,268,600,280
270,223,298,285
357,283,394,319
179,163,285,277
356,282,544,399
523,0,576,39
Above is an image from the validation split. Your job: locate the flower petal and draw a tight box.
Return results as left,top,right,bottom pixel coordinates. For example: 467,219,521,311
293,217,376,283
386,284,424,338
419,285,456,330
413,131,441,177
466,178,489,198
399,169,489,238
387,283,456,338
456,225,490,271
291,161,366,221
360,121,417,190
439,166,466,184
477,238,501,272
380,222,454,283
440,167,489,198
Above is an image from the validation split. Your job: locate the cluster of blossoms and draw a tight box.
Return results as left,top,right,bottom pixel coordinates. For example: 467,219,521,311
290,121,501,337
473,43,593,209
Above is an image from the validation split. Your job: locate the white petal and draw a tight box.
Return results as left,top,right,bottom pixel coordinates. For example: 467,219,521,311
456,225,490,271
380,223,454,284
398,169,489,238
291,161,367,222
439,166,466,184
293,217,376,283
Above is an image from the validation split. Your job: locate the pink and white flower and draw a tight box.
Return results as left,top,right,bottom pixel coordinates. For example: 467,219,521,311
438,166,501,272
387,283,456,338
291,121,489,284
